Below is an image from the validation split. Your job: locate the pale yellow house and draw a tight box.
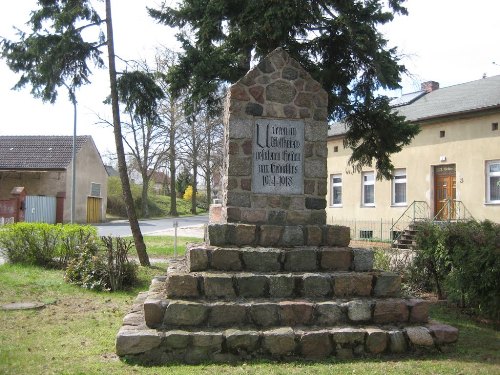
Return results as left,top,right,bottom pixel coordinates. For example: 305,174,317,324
327,75,500,240
0,135,108,223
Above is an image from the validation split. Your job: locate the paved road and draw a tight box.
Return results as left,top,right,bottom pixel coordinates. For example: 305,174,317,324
95,214,208,237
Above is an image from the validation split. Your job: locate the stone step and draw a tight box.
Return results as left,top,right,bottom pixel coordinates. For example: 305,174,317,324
187,244,374,273
163,263,401,300
143,296,431,330
117,296,458,363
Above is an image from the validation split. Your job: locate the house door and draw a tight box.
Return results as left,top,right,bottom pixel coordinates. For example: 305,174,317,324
86,197,102,223
434,164,456,220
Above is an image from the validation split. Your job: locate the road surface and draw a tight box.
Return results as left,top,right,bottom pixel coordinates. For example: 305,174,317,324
94,214,208,238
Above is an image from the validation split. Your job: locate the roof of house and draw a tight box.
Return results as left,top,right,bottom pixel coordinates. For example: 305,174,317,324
0,135,91,170
328,74,500,137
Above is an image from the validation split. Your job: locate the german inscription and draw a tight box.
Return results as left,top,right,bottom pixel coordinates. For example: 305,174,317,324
252,118,304,194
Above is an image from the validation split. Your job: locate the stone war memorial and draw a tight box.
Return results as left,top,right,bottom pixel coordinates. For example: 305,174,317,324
116,48,458,363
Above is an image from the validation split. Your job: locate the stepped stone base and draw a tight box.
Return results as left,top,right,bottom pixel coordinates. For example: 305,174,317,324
116,283,458,364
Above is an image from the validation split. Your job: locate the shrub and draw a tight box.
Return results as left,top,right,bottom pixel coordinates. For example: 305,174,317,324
443,220,500,320
65,236,137,291
0,223,97,268
183,185,193,201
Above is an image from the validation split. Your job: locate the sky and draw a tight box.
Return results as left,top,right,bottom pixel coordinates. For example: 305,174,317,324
1,0,500,162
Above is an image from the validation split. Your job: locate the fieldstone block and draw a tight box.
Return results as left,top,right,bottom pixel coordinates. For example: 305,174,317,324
300,331,332,359
269,274,296,298
236,274,268,298
284,248,317,271
406,327,434,347
208,302,247,326
286,210,311,225
164,301,208,326
266,80,296,104
187,246,209,271
407,299,430,323
241,248,282,272
226,207,241,222
226,192,251,208
305,197,327,210
374,272,401,297
228,224,257,246
192,332,224,350
388,330,407,353
211,248,242,271
320,247,352,271
310,210,326,225
259,225,283,246
207,224,227,246
304,160,326,178
333,273,373,297
204,274,236,298
241,208,266,223
373,299,409,324
352,248,374,271
122,312,143,327
305,225,323,246
245,102,264,116
230,84,249,101
325,225,350,247
315,302,343,325
249,303,280,327
143,299,166,328
225,329,260,352
281,226,305,247
116,329,162,356
228,156,251,176
166,274,199,298
257,59,275,73
302,273,331,297
427,323,459,344
331,328,366,346
164,330,191,349
305,120,327,141
228,119,253,139
365,328,388,354
279,301,314,325
347,300,372,322
249,85,264,103
262,327,296,356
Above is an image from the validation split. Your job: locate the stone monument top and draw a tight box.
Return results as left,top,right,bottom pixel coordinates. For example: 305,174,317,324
206,48,347,247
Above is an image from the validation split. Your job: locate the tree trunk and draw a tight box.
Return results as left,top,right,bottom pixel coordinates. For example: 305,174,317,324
105,0,149,266
191,159,197,215
141,173,149,218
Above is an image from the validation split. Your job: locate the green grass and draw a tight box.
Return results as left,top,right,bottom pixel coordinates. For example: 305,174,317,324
0,263,499,374
142,235,202,257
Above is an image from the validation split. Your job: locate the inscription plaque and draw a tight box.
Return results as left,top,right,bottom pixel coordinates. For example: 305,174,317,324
252,118,304,194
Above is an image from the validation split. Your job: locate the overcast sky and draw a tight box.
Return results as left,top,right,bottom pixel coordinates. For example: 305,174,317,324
1,0,499,161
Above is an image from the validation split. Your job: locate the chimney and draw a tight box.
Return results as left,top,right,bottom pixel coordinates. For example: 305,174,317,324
421,81,439,92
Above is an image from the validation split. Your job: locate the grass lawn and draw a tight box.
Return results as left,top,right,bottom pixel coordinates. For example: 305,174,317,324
0,263,499,374
142,236,202,257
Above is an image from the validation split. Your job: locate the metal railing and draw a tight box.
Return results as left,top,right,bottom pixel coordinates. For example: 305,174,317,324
390,201,430,246
433,199,474,222
330,218,395,242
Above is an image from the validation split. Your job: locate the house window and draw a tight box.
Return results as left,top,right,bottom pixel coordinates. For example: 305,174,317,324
359,230,373,239
492,122,498,131
90,183,101,197
334,146,339,152
440,130,446,138
362,171,375,206
331,174,342,206
486,160,500,203
392,169,407,205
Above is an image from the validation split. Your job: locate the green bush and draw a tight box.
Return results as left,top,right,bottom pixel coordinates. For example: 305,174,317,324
65,236,137,291
412,220,500,319
0,223,97,268
443,220,500,320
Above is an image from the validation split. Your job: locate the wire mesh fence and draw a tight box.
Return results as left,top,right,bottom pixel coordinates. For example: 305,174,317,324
329,218,412,242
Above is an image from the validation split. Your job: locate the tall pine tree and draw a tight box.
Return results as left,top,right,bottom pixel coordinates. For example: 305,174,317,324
149,0,419,179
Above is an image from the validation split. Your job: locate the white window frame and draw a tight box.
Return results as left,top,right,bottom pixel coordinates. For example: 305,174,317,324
486,160,500,204
330,174,342,207
362,171,375,207
392,168,407,206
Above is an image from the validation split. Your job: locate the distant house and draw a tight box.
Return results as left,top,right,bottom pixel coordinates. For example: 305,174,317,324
0,135,108,223
327,75,500,239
